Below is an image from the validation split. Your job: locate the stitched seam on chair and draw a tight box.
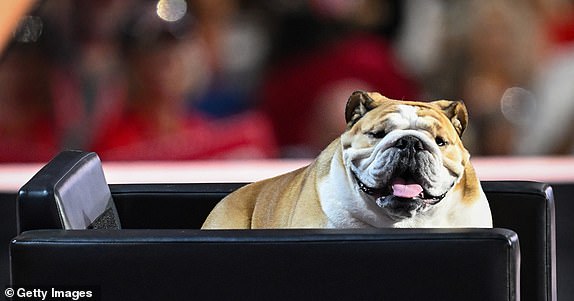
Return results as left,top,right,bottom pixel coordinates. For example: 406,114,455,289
13,236,516,246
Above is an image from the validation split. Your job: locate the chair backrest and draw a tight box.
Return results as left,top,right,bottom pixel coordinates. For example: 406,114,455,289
15,151,554,301
111,181,556,301
484,181,556,301
17,150,120,232
111,183,243,229
550,183,574,301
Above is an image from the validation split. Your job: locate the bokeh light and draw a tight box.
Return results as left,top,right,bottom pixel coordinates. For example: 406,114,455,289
156,0,187,22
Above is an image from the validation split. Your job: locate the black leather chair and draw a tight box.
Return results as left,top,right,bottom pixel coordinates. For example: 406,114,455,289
114,182,555,301
13,150,558,301
551,183,574,301
12,228,518,301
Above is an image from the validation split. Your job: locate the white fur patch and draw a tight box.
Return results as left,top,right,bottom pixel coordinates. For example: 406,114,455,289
318,152,379,228
398,105,420,124
386,105,429,132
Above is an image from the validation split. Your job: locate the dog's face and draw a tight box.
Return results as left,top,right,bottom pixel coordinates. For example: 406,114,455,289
340,91,470,221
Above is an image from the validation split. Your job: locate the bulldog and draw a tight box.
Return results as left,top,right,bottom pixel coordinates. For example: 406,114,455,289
202,91,492,229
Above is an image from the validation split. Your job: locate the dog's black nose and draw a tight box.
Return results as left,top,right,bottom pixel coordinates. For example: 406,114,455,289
395,136,424,152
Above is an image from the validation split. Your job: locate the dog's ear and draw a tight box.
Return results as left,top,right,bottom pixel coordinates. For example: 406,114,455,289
432,100,468,137
345,91,386,129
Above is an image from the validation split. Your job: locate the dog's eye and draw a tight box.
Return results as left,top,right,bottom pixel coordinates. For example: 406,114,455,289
435,136,448,147
366,130,386,139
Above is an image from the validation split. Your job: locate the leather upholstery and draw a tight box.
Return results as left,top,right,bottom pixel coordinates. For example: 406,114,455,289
13,150,559,301
485,181,556,301
109,181,555,301
11,229,519,301
552,183,574,301
17,150,120,231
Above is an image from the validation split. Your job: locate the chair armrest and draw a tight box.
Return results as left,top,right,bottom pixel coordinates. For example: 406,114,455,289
11,228,520,301
17,150,118,232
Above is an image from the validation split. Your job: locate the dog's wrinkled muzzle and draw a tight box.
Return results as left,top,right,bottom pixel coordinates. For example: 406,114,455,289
353,170,447,220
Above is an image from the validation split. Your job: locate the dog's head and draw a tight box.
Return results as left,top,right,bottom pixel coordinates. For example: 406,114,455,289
341,91,470,221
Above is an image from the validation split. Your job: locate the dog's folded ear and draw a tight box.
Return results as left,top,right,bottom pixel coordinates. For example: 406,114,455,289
431,100,468,137
345,91,387,129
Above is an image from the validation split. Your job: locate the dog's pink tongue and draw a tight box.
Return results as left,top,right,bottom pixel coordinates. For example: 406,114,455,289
392,178,423,198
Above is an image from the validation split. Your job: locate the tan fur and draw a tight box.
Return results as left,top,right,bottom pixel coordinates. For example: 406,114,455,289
202,141,338,229
202,92,492,229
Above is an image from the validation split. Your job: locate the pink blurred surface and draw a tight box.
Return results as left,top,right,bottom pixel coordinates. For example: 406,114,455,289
1,157,573,191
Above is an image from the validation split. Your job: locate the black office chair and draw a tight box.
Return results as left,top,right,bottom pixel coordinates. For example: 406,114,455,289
13,150,546,301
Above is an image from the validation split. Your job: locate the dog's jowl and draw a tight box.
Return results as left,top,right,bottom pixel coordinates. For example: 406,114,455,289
202,91,492,229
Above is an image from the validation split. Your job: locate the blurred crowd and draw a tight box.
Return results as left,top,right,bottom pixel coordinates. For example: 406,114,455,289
1,0,574,162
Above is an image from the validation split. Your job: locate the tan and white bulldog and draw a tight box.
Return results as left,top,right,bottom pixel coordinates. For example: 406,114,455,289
202,91,492,229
